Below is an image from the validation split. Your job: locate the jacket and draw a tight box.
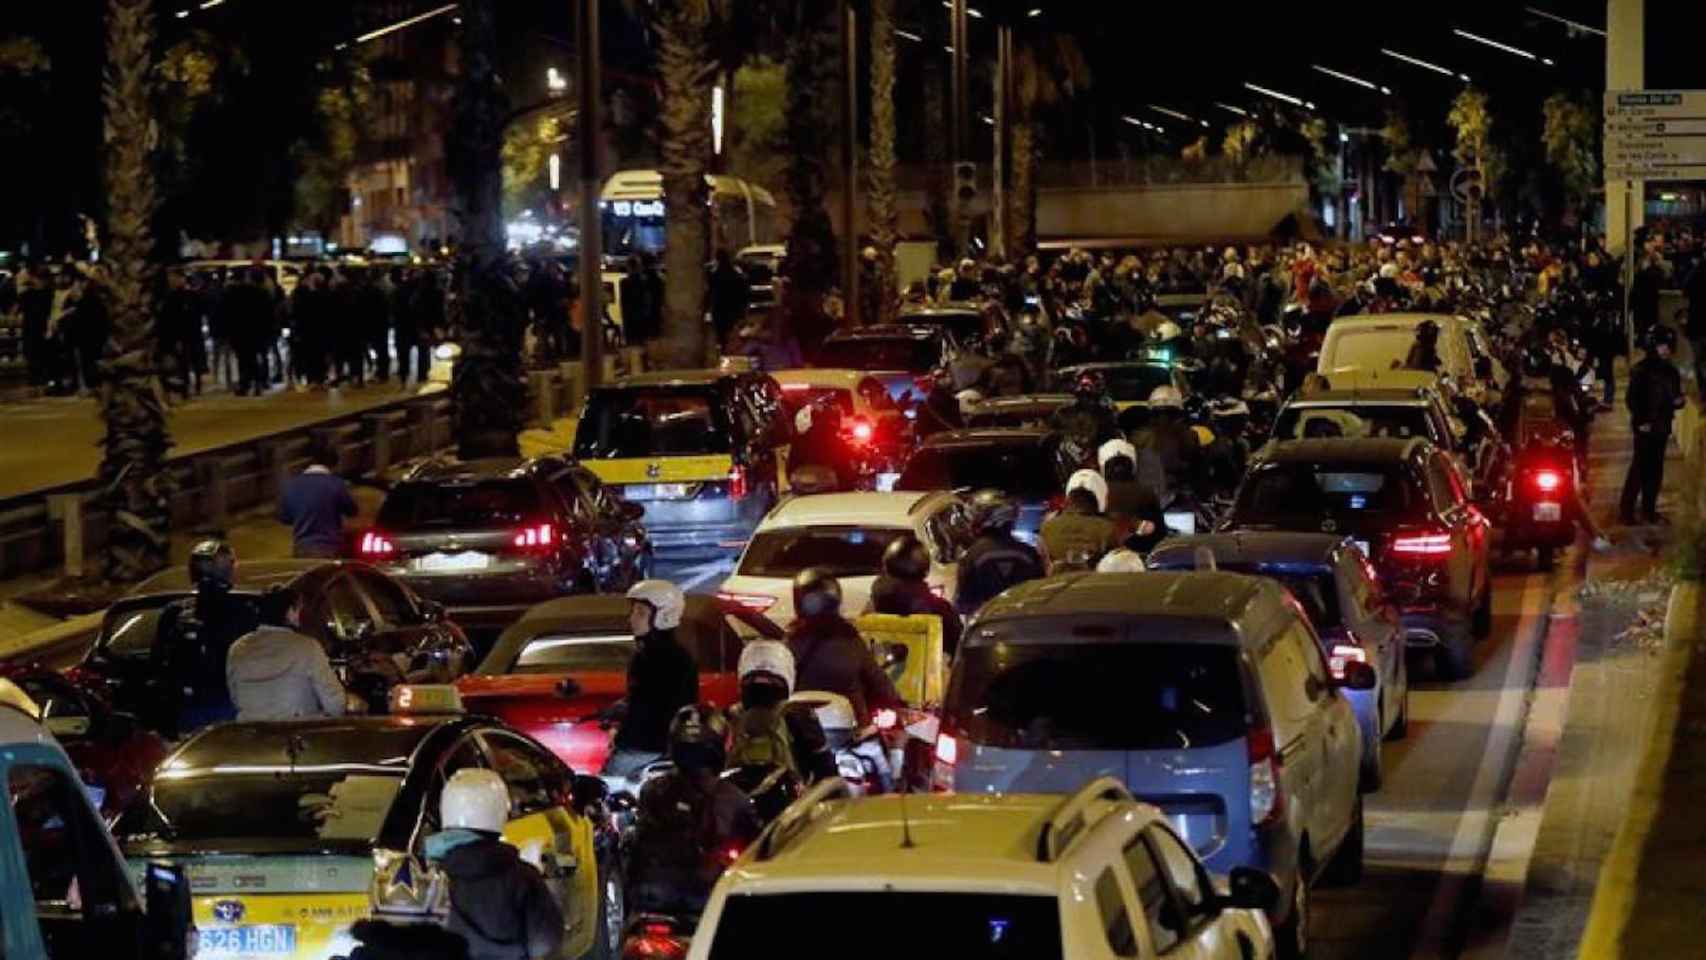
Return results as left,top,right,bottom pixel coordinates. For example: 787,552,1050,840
955,533,1044,615
425,830,564,960
152,586,259,735
786,616,903,726
1626,355,1684,432
866,575,963,658
614,629,700,754
1039,505,1121,574
627,774,760,917
1105,479,1167,552
277,467,357,555
226,625,347,722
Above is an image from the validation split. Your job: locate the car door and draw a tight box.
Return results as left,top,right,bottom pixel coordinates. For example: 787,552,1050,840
1255,621,1327,859
1422,452,1479,611
1140,825,1232,958
1293,617,1358,852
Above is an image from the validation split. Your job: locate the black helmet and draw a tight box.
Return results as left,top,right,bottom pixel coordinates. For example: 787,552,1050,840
1647,325,1678,351
1521,344,1552,379
1072,370,1106,402
792,567,843,619
188,539,236,590
881,533,931,581
1416,319,1440,343
667,703,729,774
969,489,1019,534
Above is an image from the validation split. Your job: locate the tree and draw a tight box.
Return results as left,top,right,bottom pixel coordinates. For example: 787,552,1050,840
727,57,787,189
780,2,840,302
866,0,899,325
292,70,375,239
1009,33,1089,258
1222,121,1259,165
1542,91,1600,219
1446,87,1492,169
448,0,526,458
97,0,172,582
650,0,718,368
1381,109,1416,175
501,114,563,218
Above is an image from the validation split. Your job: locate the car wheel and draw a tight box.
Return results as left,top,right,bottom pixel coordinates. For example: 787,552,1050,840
1276,857,1310,960
1386,674,1410,741
1472,588,1492,638
1323,796,1365,886
1360,720,1383,793
1537,546,1556,572
592,861,624,960
1437,625,1474,682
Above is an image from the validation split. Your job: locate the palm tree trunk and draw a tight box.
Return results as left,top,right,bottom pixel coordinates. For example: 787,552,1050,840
98,0,172,583
656,5,712,367
1010,118,1038,259
866,0,899,326
921,61,950,257
449,0,525,458
782,4,839,299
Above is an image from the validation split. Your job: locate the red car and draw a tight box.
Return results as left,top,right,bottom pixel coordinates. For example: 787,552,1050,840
456,594,782,774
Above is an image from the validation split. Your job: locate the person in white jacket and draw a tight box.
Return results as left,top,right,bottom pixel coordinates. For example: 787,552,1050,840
227,586,350,722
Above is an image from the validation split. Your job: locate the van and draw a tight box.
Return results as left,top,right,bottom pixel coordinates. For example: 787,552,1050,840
1317,313,1504,404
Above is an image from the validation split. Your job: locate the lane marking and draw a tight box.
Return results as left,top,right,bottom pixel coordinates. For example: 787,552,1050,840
673,559,734,593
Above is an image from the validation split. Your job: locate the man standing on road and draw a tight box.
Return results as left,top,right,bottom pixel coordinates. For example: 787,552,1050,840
278,443,358,558
1620,326,1685,526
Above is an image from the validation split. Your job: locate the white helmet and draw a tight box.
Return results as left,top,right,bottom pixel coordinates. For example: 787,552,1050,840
440,768,510,833
627,579,686,631
1096,549,1147,574
738,639,796,693
1098,438,1137,472
1066,468,1109,513
1147,385,1184,410
1155,321,1183,341
789,690,856,733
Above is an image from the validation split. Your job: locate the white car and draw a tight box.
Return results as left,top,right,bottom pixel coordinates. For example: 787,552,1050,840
687,777,1278,959
717,491,970,626
1317,313,1504,404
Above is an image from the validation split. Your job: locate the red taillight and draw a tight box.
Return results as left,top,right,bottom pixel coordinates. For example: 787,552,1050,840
1530,469,1562,493
1247,724,1284,827
622,923,689,960
846,417,874,445
1328,643,1368,681
512,523,555,550
1391,531,1452,556
360,531,396,558
716,591,776,613
728,465,749,500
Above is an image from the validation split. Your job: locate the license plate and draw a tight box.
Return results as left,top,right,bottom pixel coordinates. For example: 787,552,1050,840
1533,503,1562,522
625,483,692,501
1354,539,1371,557
199,925,296,956
416,550,491,572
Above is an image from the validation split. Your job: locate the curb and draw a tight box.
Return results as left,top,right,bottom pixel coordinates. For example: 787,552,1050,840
1575,580,1701,960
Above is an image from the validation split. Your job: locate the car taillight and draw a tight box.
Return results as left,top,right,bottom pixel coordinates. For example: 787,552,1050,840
728,465,748,500
931,731,959,793
1391,531,1452,556
1247,725,1284,827
715,591,776,613
512,523,555,550
1328,642,1368,682
622,921,689,960
360,531,396,558
846,417,875,446
1530,469,1562,493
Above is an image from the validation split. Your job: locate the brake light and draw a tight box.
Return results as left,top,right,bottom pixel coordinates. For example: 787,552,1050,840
1328,643,1368,681
512,523,555,549
1530,469,1562,493
715,591,776,613
360,531,396,558
1247,725,1284,827
728,465,748,500
622,921,689,960
847,417,874,445
1391,531,1452,556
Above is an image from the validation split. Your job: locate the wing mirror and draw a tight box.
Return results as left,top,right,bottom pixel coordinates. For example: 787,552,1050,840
1224,867,1282,912
1337,659,1379,692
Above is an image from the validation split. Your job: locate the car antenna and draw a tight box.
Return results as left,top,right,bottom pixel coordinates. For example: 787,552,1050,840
897,791,917,849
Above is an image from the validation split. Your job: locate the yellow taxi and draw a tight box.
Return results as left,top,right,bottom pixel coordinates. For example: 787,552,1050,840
114,687,623,960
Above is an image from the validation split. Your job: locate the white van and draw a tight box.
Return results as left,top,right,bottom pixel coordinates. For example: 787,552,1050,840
1317,313,1504,403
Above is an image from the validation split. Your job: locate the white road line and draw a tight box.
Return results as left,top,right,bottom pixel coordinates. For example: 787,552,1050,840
674,560,733,592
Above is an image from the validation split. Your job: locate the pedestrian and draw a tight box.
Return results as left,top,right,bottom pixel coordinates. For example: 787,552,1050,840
68,270,110,393
226,585,350,722
1630,251,1664,343
17,264,54,387
1619,325,1684,526
292,269,331,388
706,248,750,349
158,268,203,400
334,270,368,387
207,269,239,389
361,268,393,384
277,442,358,558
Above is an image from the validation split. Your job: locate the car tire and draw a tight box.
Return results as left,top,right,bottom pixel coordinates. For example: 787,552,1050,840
1386,676,1409,741
1472,588,1492,639
1437,624,1474,682
592,860,624,960
1323,796,1365,887
1276,854,1311,960
1360,721,1383,793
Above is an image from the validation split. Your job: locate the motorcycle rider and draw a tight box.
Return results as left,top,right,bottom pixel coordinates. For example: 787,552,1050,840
604,580,700,779
1621,325,1685,525
1131,385,1204,500
786,568,904,727
1048,370,1121,466
1039,469,1122,574
725,640,837,784
788,400,857,491
954,489,1045,616
866,533,963,657
1098,439,1166,554
151,539,259,737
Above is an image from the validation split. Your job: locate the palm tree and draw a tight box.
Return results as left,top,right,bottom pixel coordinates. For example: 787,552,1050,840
97,0,172,582
448,0,526,458
780,2,840,308
866,0,899,325
1009,34,1088,258
649,1,717,368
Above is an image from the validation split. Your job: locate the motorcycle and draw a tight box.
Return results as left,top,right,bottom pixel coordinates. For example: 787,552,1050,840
790,690,895,796
1500,423,1580,572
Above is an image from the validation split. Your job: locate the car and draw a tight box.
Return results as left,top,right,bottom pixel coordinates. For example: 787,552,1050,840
1224,438,1493,680
962,393,1072,429
1147,532,1409,790
455,594,783,775
0,700,195,960
364,456,653,630
936,570,1372,957
717,491,972,625
81,560,474,730
575,369,790,559
771,368,913,482
113,691,624,960
1316,313,1503,406
685,777,1279,960
897,300,1008,344
894,427,1076,545
816,324,964,406
0,671,171,823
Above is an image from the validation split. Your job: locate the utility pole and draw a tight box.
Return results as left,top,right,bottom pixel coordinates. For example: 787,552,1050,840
992,21,1011,260
575,0,603,387
949,0,969,255
842,0,860,329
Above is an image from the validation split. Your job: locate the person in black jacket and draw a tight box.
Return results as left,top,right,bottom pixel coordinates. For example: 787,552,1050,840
955,490,1044,616
150,540,260,737
866,533,962,658
786,569,903,727
604,580,700,778
1620,325,1685,525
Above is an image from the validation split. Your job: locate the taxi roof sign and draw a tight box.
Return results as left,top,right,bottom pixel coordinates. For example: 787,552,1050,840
389,684,465,716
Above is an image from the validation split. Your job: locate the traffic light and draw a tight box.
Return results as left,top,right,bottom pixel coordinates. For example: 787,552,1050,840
954,162,978,203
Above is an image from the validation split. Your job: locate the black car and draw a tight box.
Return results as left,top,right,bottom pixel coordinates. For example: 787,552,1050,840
894,427,1074,545
818,324,964,406
897,301,1006,344
364,456,652,629
81,560,474,729
1223,438,1492,680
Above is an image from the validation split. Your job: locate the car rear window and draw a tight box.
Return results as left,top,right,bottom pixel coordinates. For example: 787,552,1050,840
739,526,909,579
378,479,545,530
707,892,1060,960
896,444,1067,499
1274,405,1434,442
1234,463,1418,524
827,337,940,372
511,634,634,674
1224,566,1340,631
946,641,1248,751
1326,328,1418,372
574,388,733,459
1095,366,1175,403
117,772,404,845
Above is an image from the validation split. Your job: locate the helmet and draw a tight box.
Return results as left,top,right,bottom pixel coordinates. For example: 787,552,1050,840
1147,385,1184,410
1066,468,1109,513
1096,549,1147,573
440,768,510,833
1416,319,1440,342
1154,321,1183,342
1072,370,1106,401
627,579,686,631
881,533,931,581
1647,325,1678,351
969,489,1019,534
1521,344,1552,379
792,567,843,619
1097,438,1137,473
738,639,796,693
188,539,237,590
667,704,729,774
789,691,856,733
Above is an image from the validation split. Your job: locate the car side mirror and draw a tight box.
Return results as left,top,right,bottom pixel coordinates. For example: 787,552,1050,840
1223,866,1281,912
570,773,608,815
619,500,645,522
1338,659,1378,692
143,860,195,960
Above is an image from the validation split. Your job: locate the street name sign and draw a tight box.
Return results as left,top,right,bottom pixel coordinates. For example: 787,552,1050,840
1604,90,1706,181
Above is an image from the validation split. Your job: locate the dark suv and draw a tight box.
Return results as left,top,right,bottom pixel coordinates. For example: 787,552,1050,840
364,457,651,630
1224,438,1491,679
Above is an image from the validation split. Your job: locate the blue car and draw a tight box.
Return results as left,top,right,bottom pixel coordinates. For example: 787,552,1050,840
1148,532,1410,790
936,571,1373,957
894,427,1074,547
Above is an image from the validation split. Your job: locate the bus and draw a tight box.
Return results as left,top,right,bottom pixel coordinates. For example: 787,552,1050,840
600,169,779,259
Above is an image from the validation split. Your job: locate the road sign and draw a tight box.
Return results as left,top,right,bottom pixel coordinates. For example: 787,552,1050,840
1604,90,1706,181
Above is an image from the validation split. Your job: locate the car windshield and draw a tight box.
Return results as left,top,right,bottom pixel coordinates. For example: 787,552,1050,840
1328,328,1421,372
899,310,984,343
117,771,404,846
739,526,909,579
707,892,1061,960
896,444,1066,499
1090,366,1174,403
946,641,1247,751
511,634,635,674
377,479,544,530
1234,463,1418,525
828,337,939,372
1274,405,1433,442
574,388,732,459
1225,566,1340,630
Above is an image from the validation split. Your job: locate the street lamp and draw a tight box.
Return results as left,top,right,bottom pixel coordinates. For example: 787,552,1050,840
1380,48,1471,83
1452,28,1554,65
1311,64,1392,96
1244,82,1308,109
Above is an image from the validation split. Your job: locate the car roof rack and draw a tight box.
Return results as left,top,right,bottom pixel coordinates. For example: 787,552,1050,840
1035,776,1135,864
754,776,853,862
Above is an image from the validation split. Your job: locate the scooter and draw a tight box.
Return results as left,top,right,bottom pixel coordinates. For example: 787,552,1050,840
1501,426,1579,572
790,691,895,796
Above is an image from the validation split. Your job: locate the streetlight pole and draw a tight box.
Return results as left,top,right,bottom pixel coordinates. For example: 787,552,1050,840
992,21,1010,260
575,0,603,387
842,0,860,329
949,0,968,254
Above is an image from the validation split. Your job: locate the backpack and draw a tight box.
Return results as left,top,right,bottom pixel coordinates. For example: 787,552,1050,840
726,704,797,779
